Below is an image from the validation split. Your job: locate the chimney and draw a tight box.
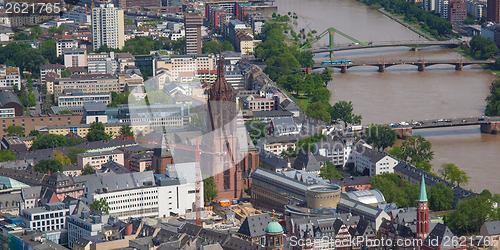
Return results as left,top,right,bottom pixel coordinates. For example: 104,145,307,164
124,223,133,236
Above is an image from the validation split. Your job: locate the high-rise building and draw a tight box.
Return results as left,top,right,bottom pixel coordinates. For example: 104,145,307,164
91,3,125,51
488,0,500,21
117,0,161,9
449,0,467,22
184,11,203,55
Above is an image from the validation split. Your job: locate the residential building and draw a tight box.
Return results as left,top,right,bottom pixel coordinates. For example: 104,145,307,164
488,0,500,21
67,211,109,249
40,64,66,83
480,221,500,247
62,11,91,24
155,54,217,81
425,0,436,11
129,152,153,172
314,138,355,168
0,65,21,90
87,52,118,75
466,0,486,19
354,145,398,176
1,136,28,152
53,74,120,97
42,122,129,139
117,0,161,8
242,95,275,111
268,117,300,137
224,19,251,49
21,202,69,232
77,150,125,169
256,135,301,156
0,90,23,117
292,151,328,174
332,176,371,192
0,114,83,138
184,11,203,55
57,90,112,107
56,39,79,57
237,213,272,244
91,3,125,50
258,150,289,172
449,0,467,22
9,230,68,250
63,47,88,68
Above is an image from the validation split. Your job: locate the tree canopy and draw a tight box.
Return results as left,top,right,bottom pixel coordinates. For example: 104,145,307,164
82,164,96,175
465,35,499,59
319,161,344,180
306,102,331,122
52,150,71,166
31,134,81,150
485,80,500,116
446,195,499,234
90,198,110,214
330,101,362,127
400,135,434,164
4,125,25,137
428,182,454,211
202,40,235,54
370,173,419,208
204,177,218,203
439,163,469,187
365,124,397,151
119,125,134,137
86,122,112,142
0,150,15,162
34,159,63,173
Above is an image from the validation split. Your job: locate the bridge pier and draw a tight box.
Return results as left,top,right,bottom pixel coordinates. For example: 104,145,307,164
455,63,463,71
341,66,347,73
480,121,500,134
418,64,425,72
378,64,386,73
394,127,413,139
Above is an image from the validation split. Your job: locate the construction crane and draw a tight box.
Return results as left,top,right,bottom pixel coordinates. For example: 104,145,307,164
299,27,367,61
118,135,226,226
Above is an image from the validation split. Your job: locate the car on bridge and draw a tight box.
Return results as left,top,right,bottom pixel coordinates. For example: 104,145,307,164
478,117,485,121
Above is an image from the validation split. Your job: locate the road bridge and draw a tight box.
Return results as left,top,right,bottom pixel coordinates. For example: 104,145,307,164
386,117,500,138
309,40,461,53
313,59,495,73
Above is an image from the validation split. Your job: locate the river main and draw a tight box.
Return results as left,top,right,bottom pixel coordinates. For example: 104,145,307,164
275,0,499,192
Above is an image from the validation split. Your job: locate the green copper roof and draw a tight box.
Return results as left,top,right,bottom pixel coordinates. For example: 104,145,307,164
418,175,428,202
265,221,283,234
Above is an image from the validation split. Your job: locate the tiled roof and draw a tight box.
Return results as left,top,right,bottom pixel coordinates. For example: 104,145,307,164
237,213,272,238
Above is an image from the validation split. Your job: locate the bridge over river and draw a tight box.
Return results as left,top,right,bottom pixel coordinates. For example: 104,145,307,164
313,59,495,73
309,40,461,53
385,117,500,138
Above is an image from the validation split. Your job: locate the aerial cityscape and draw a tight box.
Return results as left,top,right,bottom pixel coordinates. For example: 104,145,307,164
0,0,499,248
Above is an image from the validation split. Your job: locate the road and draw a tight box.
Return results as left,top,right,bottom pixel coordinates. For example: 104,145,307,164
33,84,42,115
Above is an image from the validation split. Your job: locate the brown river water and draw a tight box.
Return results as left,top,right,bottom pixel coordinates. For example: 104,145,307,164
274,0,500,192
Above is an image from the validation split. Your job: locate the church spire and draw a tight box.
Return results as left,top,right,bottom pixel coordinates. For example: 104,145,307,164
418,175,428,202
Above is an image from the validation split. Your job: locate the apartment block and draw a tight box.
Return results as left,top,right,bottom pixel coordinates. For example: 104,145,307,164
63,48,88,68
21,202,69,232
76,150,125,169
184,11,203,55
53,74,120,97
0,65,21,90
91,3,125,50
40,64,65,83
56,39,79,57
57,90,112,107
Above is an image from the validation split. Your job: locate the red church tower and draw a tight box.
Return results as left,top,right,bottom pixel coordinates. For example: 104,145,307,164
203,51,258,201
417,175,429,240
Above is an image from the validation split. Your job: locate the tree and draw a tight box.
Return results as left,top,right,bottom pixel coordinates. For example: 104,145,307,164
220,41,234,52
400,135,434,164
446,196,498,234
365,124,397,151
439,163,469,187
90,198,110,214
415,161,432,172
204,177,218,203
40,38,58,64
29,130,40,137
119,124,134,137
387,145,404,159
52,150,71,166
31,134,71,150
4,125,25,136
306,102,331,122
330,101,362,127
297,134,326,153
428,182,453,211
67,147,86,164
61,69,72,78
320,67,332,85
86,122,112,142
485,80,500,116
370,173,419,208
319,161,343,180
82,164,96,175
34,159,63,173
0,150,15,162
202,41,220,54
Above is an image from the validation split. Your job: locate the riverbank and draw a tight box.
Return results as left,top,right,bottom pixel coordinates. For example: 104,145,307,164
377,8,436,41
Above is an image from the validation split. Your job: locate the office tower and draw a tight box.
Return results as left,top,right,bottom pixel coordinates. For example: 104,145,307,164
184,11,203,55
91,3,125,51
